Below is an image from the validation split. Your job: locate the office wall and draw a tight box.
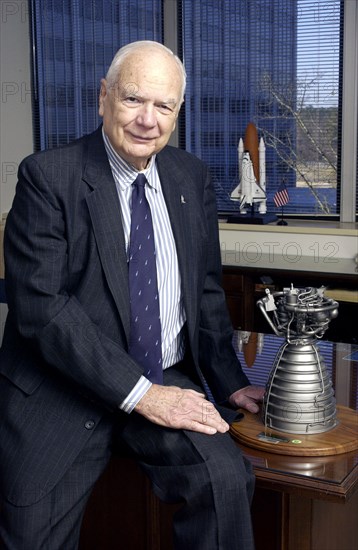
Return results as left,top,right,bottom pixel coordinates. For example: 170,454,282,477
0,0,34,217
0,1,33,341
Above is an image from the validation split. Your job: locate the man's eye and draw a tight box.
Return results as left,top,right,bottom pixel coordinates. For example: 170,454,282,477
122,95,140,105
159,104,173,113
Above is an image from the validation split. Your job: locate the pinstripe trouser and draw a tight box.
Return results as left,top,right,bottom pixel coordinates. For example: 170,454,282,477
0,366,255,550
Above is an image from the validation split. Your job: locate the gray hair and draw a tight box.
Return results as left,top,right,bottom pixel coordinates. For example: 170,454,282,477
105,40,186,103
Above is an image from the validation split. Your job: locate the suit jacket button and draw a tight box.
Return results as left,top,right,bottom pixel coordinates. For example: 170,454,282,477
85,420,95,430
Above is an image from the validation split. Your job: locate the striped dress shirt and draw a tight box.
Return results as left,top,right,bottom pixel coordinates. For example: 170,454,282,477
102,130,186,412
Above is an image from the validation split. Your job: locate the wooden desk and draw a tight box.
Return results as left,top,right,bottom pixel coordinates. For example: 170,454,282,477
80,334,358,550
235,334,358,550
248,447,358,550
237,419,358,550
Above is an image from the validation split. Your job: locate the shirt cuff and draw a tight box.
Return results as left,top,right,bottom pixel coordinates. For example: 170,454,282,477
119,376,152,413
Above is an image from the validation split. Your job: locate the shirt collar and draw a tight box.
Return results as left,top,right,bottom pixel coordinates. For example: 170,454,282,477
102,128,158,191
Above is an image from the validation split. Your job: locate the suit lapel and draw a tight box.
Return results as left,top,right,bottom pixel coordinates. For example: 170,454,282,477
81,134,202,345
156,151,200,340
82,129,131,340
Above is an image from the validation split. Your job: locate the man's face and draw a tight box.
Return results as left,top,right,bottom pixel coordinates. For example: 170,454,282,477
99,48,183,171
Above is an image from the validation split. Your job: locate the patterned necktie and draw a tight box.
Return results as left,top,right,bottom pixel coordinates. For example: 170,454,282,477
128,173,163,384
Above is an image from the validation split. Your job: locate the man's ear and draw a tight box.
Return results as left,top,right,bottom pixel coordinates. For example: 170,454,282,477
98,78,107,117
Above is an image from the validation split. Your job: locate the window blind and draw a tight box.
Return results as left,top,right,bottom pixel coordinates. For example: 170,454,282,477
31,0,355,219
180,0,343,216
30,0,163,150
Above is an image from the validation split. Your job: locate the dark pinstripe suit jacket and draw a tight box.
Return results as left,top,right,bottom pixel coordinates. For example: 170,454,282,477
0,127,249,506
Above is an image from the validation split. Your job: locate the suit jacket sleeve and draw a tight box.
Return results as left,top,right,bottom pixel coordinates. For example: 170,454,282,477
157,146,250,402
196,162,251,401
3,140,143,410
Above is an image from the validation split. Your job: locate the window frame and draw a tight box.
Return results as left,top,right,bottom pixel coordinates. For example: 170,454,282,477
30,0,357,222
165,0,357,222
339,0,358,222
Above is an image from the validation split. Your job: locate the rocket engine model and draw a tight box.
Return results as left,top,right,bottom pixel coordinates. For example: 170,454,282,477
231,122,266,214
257,285,339,434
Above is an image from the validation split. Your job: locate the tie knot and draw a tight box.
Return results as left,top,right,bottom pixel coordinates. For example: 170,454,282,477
133,173,147,188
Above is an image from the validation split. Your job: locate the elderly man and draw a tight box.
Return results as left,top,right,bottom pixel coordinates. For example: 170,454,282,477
0,41,264,549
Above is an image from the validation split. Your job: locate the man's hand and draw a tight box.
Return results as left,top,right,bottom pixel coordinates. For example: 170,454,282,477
228,385,265,414
135,385,230,435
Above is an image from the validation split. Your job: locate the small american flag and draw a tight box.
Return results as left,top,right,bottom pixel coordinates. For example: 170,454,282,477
273,182,289,207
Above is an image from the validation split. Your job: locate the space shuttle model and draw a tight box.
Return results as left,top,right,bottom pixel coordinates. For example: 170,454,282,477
231,122,267,214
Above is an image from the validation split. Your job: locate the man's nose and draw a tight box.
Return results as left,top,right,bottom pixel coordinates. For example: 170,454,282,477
136,104,157,127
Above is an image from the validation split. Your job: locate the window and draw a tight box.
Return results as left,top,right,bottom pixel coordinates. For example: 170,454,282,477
31,0,357,220
30,0,163,150
180,0,355,218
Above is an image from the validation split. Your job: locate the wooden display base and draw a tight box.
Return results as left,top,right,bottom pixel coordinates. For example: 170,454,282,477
230,405,358,456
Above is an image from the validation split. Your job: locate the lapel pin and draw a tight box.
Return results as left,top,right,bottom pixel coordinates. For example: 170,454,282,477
180,195,186,204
